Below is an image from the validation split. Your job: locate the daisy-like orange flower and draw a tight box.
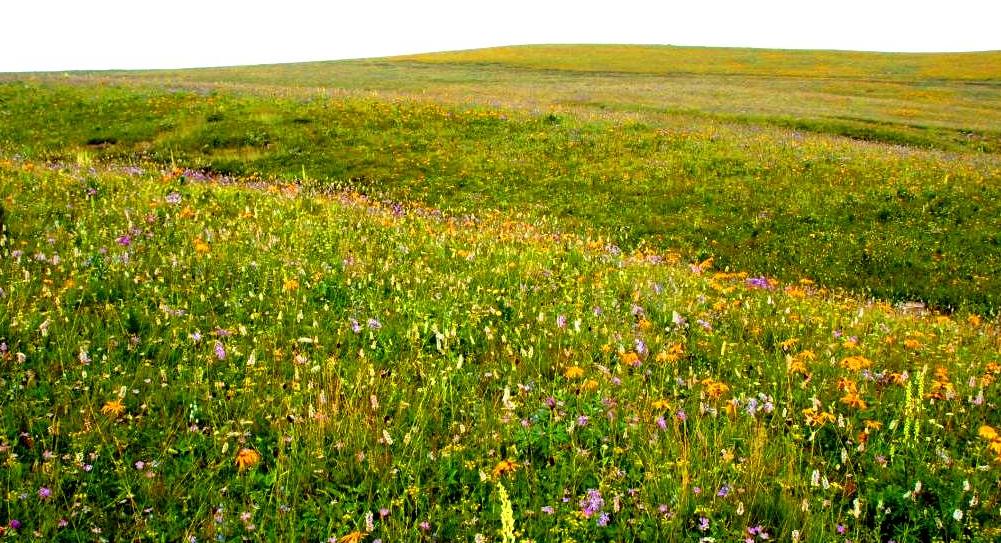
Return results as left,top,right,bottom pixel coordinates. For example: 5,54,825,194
580,379,599,393
656,342,684,363
840,390,867,410
803,407,836,427
620,352,641,367
101,399,126,417
338,531,367,543
651,399,671,411
563,366,585,379
841,356,872,372
193,238,210,254
701,377,730,399
235,448,261,472
491,458,519,479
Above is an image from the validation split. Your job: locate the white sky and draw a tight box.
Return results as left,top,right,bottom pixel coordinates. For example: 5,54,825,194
2,0,999,72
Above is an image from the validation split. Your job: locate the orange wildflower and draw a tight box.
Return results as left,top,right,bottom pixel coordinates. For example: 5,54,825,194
841,356,872,372
491,458,519,479
339,531,367,543
101,399,126,418
235,448,261,472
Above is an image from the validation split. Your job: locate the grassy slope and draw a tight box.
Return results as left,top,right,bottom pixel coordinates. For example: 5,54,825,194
1,45,1000,314
2,157,1000,541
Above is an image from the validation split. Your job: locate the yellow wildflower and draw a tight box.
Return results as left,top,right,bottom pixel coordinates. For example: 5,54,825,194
656,343,684,363
101,399,126,418
701,378,730,399
651,399,671,411
803,407,836,427
235,448,261,472
979,425,998,441
841,356,872,372
193,238,210,254
620,352,641,367
491,458,519,479
339,531,367,543
563,366,585,379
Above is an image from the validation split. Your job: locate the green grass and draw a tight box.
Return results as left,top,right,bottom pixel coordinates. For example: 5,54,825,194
1,66,1000,312
2,157,1000,542
2,44,1001,541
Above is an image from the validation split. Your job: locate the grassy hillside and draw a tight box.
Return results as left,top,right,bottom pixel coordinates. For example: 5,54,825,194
1,70,999,312
398,44,1001,80
2,45,1001,542
2,156,999,541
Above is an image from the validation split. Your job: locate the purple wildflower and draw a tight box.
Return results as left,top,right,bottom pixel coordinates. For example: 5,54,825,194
717,484,730,497
635,338,647,355
676,408,687,422
214,341,225,360
656,416,667,430
576,415,589,427
579,489,604,518
9,520,21,530
745,276,771,289
350,318,362,333
165,192,182,204
597,512,610,527
541,506,554,515
38,487,51,499
698,516,710,532
116,234,132,247
672,311,686,327
556,314,567,328
367,318,382,330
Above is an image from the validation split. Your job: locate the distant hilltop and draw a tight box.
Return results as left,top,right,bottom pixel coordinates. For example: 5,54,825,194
392,44,1001,80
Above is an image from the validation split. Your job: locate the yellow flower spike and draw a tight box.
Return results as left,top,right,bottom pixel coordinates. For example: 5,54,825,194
235,448,261,472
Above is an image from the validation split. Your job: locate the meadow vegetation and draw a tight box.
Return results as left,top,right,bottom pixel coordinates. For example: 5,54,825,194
1,45,1000,541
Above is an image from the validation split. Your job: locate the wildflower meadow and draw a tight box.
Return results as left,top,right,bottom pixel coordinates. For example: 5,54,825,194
1,45,1000,542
